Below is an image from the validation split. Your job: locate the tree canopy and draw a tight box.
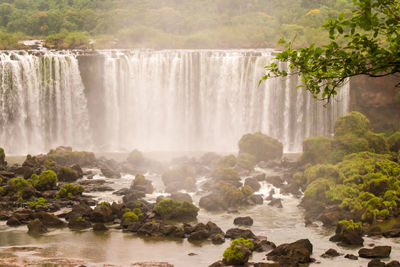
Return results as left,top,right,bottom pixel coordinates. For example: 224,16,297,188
261,0,400,102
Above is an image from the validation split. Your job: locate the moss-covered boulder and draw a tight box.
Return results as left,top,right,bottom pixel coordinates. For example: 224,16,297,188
236,153,256,170
161,165,196,193
30,170,58,191
127,149,145,166
47,146,96,167
154,198,199,220
365,131,389,154
216,154,236,167
0,147,5,166
130,174,153,194
58,167,79,182
388,132,400,152
57,184,84,198
238,133,283,162
212,166,240,186
300,136,332,165
334,111,370,137
223,238,254,265
8,177,36,199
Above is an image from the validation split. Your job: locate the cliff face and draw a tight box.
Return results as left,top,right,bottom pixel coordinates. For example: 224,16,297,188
350,74,400,132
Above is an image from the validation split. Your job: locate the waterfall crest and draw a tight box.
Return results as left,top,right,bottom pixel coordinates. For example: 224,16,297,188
0,49,349,154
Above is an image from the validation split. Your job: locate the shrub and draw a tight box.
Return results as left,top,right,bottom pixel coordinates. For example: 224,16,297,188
57,184,84,198
365,131,389,154
9,177,35,199
212,167,240,183
122,211,138,222
219,182,245,206
338,220,362,231
304,178,332,201
238,132,283,162
223,238,254,265
240,185,254,197
217,154,236,167
300,136,331,165
334,111,370,137
47,147,95,166
58,167,79,182
28,197,47,208
154,198,199,220
303,164,341,185
33,170,58,191
236,153,256,170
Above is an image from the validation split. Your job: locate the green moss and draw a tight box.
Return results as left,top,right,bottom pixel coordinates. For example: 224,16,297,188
223,238,253,264
238,132,283,162
0,147,5,165
388,132,400,152
240,185,254,197
300,136,332,165
58,167,79,182
154,198,199,220
134,174,146,184
212,166,240,183
365,131,389,154
236,153,256,170
30,170,58,191
219,182,245,206
304,178,333,201
303,164,341,185
132,208,143,217
76,216,85,222
57,184,84,198
334,111,370,137
47,147,95,166
339,219,362,231
162,165,195,184
27,197,47,208
217,154,236,167
9,177,35,199
122,211,138,222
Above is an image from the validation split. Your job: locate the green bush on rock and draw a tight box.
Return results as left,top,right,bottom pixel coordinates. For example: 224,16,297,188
365,131,389,154
28,197,47,208
217,154,236,167
236,153,256,170
238,132,283,162
58,167,79,182
334,111,370,137
122,211,138,222
57,184,84,198
388,132,400,152
0,147,5,166
127,149,145,166
33,170,58,191
212,167,240,184
9,177,35,199
300,136,331,165
154,198,199,220
223,238,254,265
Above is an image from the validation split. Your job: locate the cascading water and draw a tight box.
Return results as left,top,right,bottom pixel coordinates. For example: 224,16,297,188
96,49,349,153
0,51,91,154
0,49,349,154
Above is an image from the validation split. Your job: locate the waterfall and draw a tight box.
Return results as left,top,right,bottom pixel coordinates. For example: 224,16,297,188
96,49,349,153
0,51,91,155
0,49,349,155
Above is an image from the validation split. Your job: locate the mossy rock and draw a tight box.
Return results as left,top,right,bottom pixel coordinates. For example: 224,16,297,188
300,136,332,165
365,131,389,154
28,170,58,191
161,165,196,192
334,111,370,138
219,182,245,206
122,211,138,223
236,153,256,170
0,147,5,166
8,177,36,199
304,178,333,201
388,132,400,152
57,184,84,198
58,167,79,182
217,154,236,167
47,146,96,166
303,164,342,186
127,149,145,166
212,166,240,183
223,238,254,265
238,132,283,162
154,198,199,220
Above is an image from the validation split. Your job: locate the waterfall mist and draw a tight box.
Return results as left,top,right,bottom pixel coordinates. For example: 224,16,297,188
0,49,349,155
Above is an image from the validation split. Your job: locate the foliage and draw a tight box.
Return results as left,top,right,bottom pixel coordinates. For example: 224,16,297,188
217,154,236,167
27,197,47,208
31,170,58,191
334,112,370,138
122,211,138,222
262,0,400,102
9,177,35,199
240,185,254,197
238,132,283,162
236,153,256,170
300,136,331,164
212,167,240,183
338,219,362,231
388,132,400,152
57,184,84,198
0,147,5,165
223,238,254,265
365,131,389,154
47,147,95,166
58,166,79,182
154,198,199,220
162,165,195,184
219,182,245,206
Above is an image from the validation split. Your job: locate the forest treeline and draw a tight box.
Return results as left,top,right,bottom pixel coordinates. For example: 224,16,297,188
0,0,354,49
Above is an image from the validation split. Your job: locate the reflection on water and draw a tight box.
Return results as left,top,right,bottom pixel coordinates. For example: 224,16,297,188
1,167,399,266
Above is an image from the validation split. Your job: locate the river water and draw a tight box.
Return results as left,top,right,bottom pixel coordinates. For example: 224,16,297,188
0,164,399,267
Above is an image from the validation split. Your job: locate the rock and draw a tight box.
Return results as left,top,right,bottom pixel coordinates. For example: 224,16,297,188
68,217,92,229
321,248,340,258
383,227,400,238
267,239,313,265
268,198,283,208
90,203,113,223
358,246,391,258
368,259,386,267
233,216,253,226
344,254,358,260
208,260,224,267
101,167,120,178
137,222,160,237
318,209,341,226
58,167,79,182
206,221,224,235
27,219,48,234
188,229,210,241
265,176,283,187
247,194,263,205
130,174,154,194
93,223,108,231
211,233,225,244
7,216,23,226
34,212,66,227
223,242,252,266
387,261,400,267
253,238,276,252
330,222,364,246
266,189,275,200
225,228,256,239
199,193,226,211
244,177,261,191
113,188,130,196
170,192,193,203
254,263,280,267
280,182,301,196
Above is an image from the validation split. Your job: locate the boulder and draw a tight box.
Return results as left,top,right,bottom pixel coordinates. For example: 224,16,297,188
206,221,224,235
267,239,313,265
199,193,226,211
223,242,252,265
268,198,283,208
211,234,225,244
246,194,264,205
137,222,160,236
265,176,283,187
34,212,66,227
66,203,93,221
368,259,386,267
321,248,340,258
244,177,261,191
358,246,391,258
27,219,48,234
90,203,113,223
93,223,108,231
68,217,92,230
387,261,400,267
253,238,276,252
233,216,253,226
101,167,120,178
225,228,256,239
330,222,364,246
170,192,193,203
344,254,358,260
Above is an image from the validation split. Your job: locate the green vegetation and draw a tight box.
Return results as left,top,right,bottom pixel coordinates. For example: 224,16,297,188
27,197,47,208
57,184,84,198
0,0,356,49
122,211,138,223
30,170,58,191
300,136,331,165
154,198,199,220
0,147,5,165
262,0,400,102
47,147,95,166
217,154,236,167
223,238,254,265
238,132,283,162
236,153,256,170
338,219,362,231
9,177,35,199
212,167,240,183
388,132,400,152
57,167,79,182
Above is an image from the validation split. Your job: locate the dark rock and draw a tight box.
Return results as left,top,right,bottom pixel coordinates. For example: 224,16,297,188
225,228,256,239
71,164,83,177
206,221,224,235
253,238,276,252
387,261,400,267
344,254,358,260
223,242,252,265
68,217,92,229
211,233,225,244
368,226,383,236
90,204,113,223
208,260,224,267
318,209,341,226
93,223,108,231
199,193,226,211
101,167,120,179
34,212,66,227
188,229,210,241
330,223,364,246
66,203,93,221
27,219,48,234
113,188,130,196
15,166,33,179
358,246,391,258
247,194,263,205
233,216,253,226
321,248,340,258
267,239,313,265
170,192,193,203
383,227,400,238
254,263,280,267
244,177,261,191
251,172,266,181
266,189,275,200
126,222,142,232
265,176,283,187
7,216,23,226
280,182,301,196
137,222,160,236
368,259,386,267
268,198,283,208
